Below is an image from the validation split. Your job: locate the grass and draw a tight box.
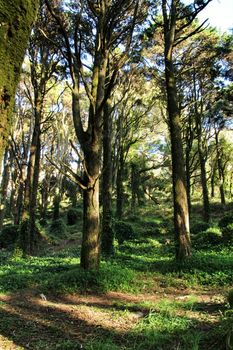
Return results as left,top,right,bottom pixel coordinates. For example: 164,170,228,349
0,206,232,349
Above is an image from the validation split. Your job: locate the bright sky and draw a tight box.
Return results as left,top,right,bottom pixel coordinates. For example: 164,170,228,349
198,0,233,33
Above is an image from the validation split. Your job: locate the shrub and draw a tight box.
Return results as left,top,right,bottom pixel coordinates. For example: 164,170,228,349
0,225,19,249
227,289,233,309
222,224,233,243
191,221,210,235
194,227,222,248
115,221,136,244
67,207,82,225
50,219,67,238
219,215,233,229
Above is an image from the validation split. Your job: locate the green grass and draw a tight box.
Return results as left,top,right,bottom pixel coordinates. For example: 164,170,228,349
0,210,232,350
0,237,232,295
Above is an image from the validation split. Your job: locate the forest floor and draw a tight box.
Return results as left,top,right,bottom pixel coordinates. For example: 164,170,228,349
0,286,227,350
0,206,232,349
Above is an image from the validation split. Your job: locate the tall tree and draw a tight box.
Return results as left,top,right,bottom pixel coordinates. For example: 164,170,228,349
161,0,212,260
45,0,146,269
19,3,62,255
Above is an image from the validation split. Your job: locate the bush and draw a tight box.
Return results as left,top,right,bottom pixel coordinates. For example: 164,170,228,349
191,221,210,235
50,219,67,238
227,289,233,309
222,223,233,243
115,221,136,244
194,227,222,248
219,215,233,229
67,207,82,225
0,225,19,249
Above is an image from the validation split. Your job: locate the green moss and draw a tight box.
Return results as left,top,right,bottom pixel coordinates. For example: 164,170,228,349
0,0,39,158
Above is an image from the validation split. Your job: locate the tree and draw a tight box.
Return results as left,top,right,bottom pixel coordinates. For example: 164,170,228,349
161,0,212,260
45,0,146,269
0,0,39,159
19,3,62,255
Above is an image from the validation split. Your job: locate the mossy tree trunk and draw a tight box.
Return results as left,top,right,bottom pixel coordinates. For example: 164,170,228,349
162,0,191,260
0,0,39,160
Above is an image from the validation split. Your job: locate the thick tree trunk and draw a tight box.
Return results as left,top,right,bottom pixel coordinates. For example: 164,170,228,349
0,0,39,159
162,0,191,260
169,110,191,260
101,101,114,256
81,176,100,269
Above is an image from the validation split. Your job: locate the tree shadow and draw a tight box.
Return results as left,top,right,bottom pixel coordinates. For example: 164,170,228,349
0,290,228,349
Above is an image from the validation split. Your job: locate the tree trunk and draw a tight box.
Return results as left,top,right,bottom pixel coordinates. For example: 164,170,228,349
29,122,41,253
20,111,41,255
116,149,124,220
0,0,39,159
193,70,210,222
131,163,139,214
215,131,226,205
199,154,210,221
81,176,100,269
210,160,216,198
196,121,210,222
0,147,11,231
101,101,114,256
185,153,191,214
162,0,191,260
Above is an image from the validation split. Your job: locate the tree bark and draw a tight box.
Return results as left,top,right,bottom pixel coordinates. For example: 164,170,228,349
81,175,100,269
162,0,191,260
131,163,140,214
20,115,41,255
215,131,226,205
116,148,124,220
0,0,39,159
101,100,114,256
0,147,11,231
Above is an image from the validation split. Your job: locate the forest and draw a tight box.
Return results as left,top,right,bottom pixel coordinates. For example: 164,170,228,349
0,0,232,349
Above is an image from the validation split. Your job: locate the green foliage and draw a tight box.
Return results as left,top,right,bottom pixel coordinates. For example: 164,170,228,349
115,221,136,244
46,261,137,294
67,207,82,225
191,221,210,235
228,289,233,309
10,247,24,261
194,227,222,248
49,219,67,238
0,224,19,249
219,215,233,229
222,223,233,243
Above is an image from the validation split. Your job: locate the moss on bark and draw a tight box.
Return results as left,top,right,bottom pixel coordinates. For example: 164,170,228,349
0,0,39,158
